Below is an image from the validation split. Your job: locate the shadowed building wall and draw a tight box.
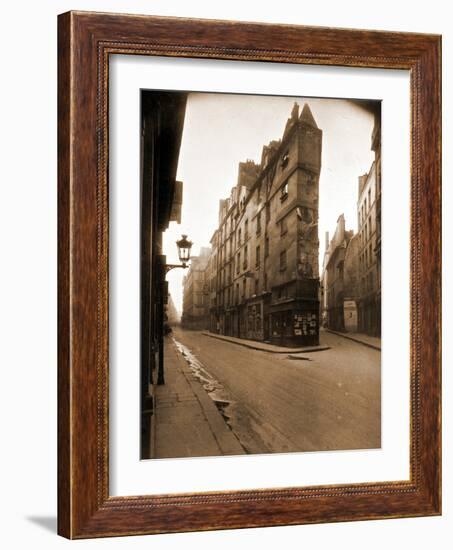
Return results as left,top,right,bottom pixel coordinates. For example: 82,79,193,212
140,90,187,458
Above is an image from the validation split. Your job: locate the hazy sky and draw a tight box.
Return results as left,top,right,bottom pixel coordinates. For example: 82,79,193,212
163,92,376,314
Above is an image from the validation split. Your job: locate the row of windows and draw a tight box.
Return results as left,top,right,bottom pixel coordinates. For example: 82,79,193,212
234,238,273,275
217,234,286,282
360,217,373,245
359,242,375,272
220,213,289,272
215,249,288,304
361,271,374,294
359,186,375,228
217,271,272,307
217,176,290,250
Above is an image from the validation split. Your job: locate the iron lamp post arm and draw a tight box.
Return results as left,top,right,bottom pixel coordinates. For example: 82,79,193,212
164,263,189,274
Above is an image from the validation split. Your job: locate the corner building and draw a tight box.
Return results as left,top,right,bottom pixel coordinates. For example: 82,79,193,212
208,103,322,347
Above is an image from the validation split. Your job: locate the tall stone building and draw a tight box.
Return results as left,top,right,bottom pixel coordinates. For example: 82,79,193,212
342,233,361,332
207,102,322,346
181,247,211,330
322,109,381,337
357,114,381,336
322,215,354,331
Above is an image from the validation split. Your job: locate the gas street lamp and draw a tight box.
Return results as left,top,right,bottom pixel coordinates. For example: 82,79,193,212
157,235,193,386
176,234,193,266
164,234,193,273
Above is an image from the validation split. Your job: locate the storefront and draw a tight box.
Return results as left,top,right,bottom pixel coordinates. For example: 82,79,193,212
245,299,264,341
270,299,319,347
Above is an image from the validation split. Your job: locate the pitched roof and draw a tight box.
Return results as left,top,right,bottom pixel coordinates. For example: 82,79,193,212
300,103,318,128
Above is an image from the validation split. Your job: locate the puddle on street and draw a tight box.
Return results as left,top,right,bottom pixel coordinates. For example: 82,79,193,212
173,338,235,423
172,337,291,455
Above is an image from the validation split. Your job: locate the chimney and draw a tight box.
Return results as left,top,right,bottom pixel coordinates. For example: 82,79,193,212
337,214,346,240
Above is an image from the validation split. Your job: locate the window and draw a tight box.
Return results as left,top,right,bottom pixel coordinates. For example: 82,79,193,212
256,245,260,268
242,278,246,300
265,203,270,224
238,228,242,245
236,252,240,274
236,283,239,304
280,216,288,236
265,235,269,257
264,272,268,290
368,188,371,208
245,219,249,239
280,151,289,169
243,245,248,269
280,181,289,201
254,278,259,295
280,250,287,271
256,211,261,235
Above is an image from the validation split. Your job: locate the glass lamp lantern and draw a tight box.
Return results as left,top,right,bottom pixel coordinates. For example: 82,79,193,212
176,234,193,266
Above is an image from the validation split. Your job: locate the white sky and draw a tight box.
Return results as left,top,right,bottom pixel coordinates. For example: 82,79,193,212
163,92,376,314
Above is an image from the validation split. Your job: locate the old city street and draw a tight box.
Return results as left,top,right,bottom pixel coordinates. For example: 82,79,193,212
160,328,381,456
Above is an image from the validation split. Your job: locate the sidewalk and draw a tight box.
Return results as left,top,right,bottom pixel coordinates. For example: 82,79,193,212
152,337,245,459
202,331,330,353
325,329,381,351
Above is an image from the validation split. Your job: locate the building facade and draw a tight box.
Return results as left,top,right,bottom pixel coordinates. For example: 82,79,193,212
181,247,211,330
323,214,354,331
357,114,381,336
322,109,381,337
203,102,322,347
342,232,361,332
140,90,187,458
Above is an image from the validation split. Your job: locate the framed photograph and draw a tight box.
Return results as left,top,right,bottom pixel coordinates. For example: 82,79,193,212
58,11,441,538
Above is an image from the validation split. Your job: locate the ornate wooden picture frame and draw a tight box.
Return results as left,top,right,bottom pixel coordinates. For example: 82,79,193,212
58,11,441,539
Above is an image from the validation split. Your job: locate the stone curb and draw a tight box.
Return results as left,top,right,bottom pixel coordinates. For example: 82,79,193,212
173,341,245,456
202,331,329,354
325,329,381,351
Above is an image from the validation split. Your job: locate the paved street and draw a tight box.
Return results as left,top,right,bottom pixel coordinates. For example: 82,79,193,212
170,327,380,455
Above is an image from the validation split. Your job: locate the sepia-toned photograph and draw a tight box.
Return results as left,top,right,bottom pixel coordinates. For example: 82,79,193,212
140,90,381,460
